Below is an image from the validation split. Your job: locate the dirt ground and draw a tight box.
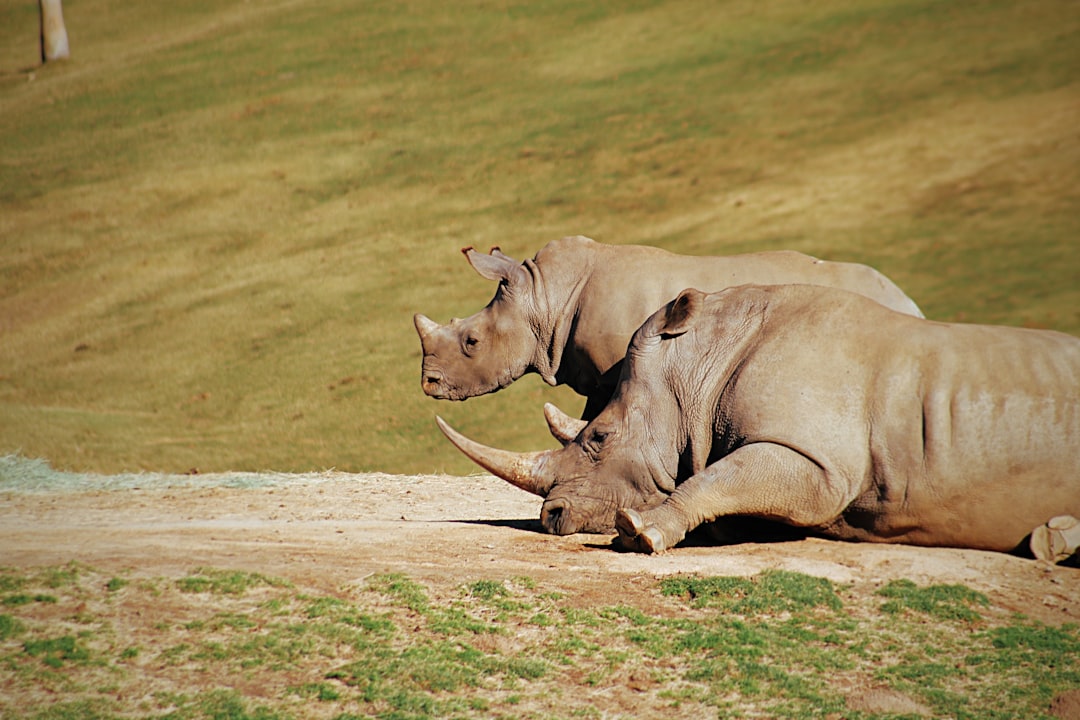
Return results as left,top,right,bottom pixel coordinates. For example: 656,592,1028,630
1,471,1077,626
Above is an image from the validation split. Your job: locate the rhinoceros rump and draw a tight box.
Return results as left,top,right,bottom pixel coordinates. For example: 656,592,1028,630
415,236,923,418
439,284,1080,555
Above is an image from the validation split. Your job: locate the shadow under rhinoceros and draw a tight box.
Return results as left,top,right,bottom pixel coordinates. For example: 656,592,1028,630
453,515,811,546
449,517,1077,565
583,517,811,553
451,518,546,533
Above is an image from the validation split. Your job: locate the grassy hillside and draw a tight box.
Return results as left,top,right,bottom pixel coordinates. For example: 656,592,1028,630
1,0,1077,475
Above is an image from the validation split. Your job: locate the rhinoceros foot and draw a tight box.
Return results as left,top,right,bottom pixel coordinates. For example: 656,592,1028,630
615,508,667,554
1030,515,1080,564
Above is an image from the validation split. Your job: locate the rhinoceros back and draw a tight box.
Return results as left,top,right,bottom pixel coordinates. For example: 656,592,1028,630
553,238,922,388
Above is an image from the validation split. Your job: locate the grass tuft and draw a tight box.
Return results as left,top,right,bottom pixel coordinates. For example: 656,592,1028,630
366,573,430,614
876,578,988,622
104,578,127,593
0,614,23,640
466,579,509,601
23,636,91,668
660,570,843,613
176,568,292,596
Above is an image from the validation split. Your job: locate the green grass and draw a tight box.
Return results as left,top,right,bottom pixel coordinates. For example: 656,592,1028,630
174,567,292,596
1,0,1077,475
0,563,1077,719
876,578,989,622
660,570,844,613
0,616,22,642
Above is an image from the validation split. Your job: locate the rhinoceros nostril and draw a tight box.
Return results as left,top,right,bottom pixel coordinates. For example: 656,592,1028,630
543,506,562,532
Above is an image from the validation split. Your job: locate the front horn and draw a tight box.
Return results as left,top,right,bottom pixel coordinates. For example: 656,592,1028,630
436,417,554,497
413,313,440,342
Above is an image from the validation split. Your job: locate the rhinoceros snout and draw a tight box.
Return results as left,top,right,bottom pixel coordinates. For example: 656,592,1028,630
542,498,618,535
540,498,575,535
421,370,448,398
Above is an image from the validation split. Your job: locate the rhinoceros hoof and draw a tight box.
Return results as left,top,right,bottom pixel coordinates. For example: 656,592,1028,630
1031,515,1080,564
615,509,666,554
615,507,644,538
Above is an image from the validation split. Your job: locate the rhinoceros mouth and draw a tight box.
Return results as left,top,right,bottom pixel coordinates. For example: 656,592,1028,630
420,366,517,401
540,498,579,535
422,382,501,402
420,373,453,400
540,495,622,535
419,367,473,400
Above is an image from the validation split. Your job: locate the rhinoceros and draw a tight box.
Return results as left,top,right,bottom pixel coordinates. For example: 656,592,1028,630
414,236,923,418
436,284,1080,556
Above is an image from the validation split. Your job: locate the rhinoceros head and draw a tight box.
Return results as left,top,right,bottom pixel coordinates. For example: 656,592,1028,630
434,289,721,535
436,330,693,538
414,247,543,401
437,403,674,534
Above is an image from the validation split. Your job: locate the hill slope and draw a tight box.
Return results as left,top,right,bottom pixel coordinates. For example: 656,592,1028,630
1,0,1077,473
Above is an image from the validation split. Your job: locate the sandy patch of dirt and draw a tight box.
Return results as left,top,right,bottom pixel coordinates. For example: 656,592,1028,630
1,471,1076,627
1050,689,1080,720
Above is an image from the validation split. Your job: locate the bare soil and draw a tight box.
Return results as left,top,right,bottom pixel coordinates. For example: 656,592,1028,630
2,472,1076,626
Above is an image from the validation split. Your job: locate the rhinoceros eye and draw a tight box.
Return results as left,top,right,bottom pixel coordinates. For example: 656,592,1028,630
463,335,480,355
584,428,610,457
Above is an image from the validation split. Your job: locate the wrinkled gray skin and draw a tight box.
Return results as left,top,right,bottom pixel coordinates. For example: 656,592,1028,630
415,236,923,419
438,284,1080,554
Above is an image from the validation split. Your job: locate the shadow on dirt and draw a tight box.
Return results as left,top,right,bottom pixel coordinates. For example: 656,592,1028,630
453,516,816,548
585,519,813,553
451,518,545,533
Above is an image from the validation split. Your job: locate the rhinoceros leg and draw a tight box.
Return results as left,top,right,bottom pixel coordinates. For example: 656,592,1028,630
616,442,847,553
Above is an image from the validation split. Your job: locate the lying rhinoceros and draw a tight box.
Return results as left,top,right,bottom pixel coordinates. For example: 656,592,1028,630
414,236,922,418
437,284,1080,556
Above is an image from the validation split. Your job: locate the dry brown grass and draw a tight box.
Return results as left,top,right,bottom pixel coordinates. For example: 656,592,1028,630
1,0,1077,474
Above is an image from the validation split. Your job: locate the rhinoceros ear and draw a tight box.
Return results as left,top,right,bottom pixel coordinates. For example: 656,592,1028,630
462,246,523,283
658,288,704,338
489,247,517,263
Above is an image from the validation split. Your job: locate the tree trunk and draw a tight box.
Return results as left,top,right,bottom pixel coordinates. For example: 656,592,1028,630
40,0,70,62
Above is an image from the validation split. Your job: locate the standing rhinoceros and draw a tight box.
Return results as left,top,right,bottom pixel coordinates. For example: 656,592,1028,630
436,284,1080,557
414,236,923,418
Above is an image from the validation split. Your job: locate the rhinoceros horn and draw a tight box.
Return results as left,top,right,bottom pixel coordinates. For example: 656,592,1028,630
413,313,440,343
543,403,587,445
435,416,554,497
